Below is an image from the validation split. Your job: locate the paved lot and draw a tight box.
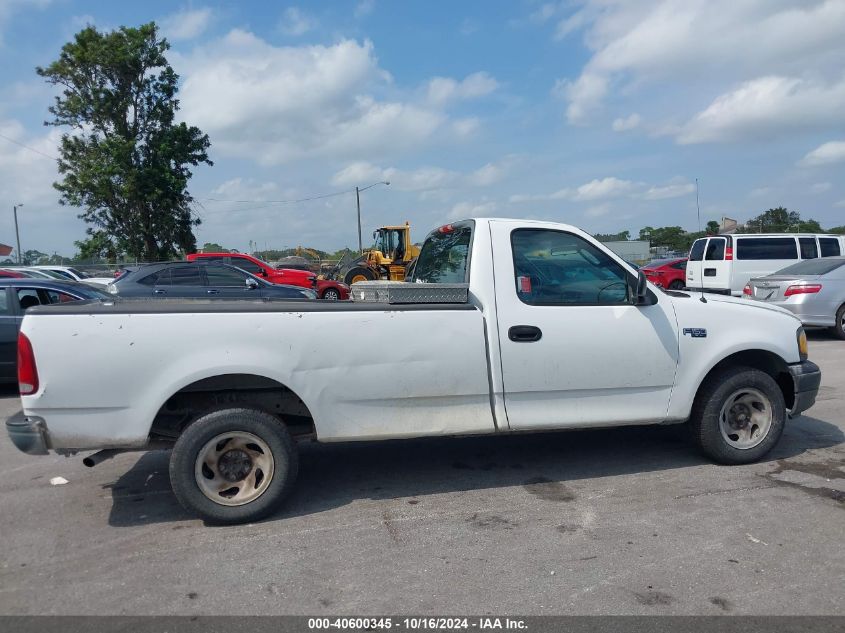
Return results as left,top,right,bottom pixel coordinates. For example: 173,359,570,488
0,333,843,616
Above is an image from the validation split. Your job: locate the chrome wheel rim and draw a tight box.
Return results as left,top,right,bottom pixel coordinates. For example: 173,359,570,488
324,289,339,301
194,432,275,506
718,388,773,450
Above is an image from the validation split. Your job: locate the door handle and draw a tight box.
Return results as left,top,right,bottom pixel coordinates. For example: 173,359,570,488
508,325,542,342
153,289,166,295
207,289,220,295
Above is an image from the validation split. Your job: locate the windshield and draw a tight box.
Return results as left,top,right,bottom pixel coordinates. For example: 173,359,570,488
412,223,473,283
775,258,845,276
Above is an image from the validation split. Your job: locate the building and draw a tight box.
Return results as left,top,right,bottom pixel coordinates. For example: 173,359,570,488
602,240,650,264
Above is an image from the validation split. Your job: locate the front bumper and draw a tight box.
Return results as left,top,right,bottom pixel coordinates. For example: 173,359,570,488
5,411,49,455
788,360,821,417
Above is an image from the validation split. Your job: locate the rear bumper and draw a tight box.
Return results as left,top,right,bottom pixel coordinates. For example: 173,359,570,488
5,411,50,455
788,360,821,417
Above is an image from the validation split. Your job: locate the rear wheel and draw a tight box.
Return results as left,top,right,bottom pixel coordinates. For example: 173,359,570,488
344,266,376,285
668,279,685,290
689,366,785,464
832,304,845,340
169,408,298,524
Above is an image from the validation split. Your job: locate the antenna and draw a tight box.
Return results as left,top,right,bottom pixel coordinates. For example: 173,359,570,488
696,178,707,303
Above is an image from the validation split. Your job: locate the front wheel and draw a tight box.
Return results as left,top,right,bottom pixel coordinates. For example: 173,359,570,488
344,266,376,285
169,408,298,524
689,366,785,464
321,287,341,301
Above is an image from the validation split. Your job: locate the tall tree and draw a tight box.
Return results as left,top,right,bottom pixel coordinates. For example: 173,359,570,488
706,220,720,234
37,23,212,261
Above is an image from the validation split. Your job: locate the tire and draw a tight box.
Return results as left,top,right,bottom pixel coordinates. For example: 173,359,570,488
668,280,685,290
832,304,845,340
344,266,376,285
169,408,298,524
689,366,785,465
321,287,341,301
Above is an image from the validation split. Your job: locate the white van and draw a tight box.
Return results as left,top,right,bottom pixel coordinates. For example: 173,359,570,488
685,233,844,296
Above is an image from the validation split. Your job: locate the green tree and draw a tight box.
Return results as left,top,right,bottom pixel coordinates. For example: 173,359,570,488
739,207,798,233
37,23,212,261
74,230,122,261
706,220,720,234
201,242,226,253
827,226,845,235
23,249,48,266
593,230,631,242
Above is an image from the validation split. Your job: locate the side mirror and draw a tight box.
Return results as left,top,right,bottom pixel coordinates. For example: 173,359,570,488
245,278,259,290
635,270,649,305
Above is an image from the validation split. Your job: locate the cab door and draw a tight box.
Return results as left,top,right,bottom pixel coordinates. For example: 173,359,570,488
702,237,731,292
492,225,679,430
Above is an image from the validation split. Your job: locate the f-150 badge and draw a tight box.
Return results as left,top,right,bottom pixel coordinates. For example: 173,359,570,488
683,328,707,338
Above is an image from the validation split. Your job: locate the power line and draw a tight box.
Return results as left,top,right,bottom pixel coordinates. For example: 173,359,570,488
0,132,59,161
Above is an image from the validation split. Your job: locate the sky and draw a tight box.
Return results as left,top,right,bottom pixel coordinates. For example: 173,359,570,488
0,0,843,256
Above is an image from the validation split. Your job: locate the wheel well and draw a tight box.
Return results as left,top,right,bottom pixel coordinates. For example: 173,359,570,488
149,374,316,442
703,350,794,410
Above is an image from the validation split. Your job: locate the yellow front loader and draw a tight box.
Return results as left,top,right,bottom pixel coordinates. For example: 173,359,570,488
340,222,421,285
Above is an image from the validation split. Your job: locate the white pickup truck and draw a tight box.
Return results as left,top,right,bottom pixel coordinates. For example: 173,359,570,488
6,218,821,524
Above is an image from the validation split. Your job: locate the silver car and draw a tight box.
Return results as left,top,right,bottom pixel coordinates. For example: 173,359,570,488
744,257,845,339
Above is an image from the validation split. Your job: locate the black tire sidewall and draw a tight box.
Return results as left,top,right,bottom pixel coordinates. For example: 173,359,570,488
669,280,684,290
691,367,786,464
834,304,845,340
344,266,375,285
322,288,340,300
169,408,298,524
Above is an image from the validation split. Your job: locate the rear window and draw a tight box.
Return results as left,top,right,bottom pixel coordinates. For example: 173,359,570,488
689,239,706,262
412,223,473,283
799,237,818,259
775,259,845,276
705,238,725,260
819,237,841,257
736,237,797,260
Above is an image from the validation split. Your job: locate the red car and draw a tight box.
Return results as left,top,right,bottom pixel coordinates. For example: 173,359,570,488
641,257,688,290
187,252,349,300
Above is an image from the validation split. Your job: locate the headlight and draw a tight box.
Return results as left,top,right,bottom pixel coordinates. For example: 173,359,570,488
797,327,808,361
107,284,118,295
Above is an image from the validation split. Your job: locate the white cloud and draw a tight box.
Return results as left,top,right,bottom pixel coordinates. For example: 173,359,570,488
573,177,635,201
799,140,845,167
749,187,771,198
426,72,499,106
160,7,213,41
584,203,610,218
552,1,845,128
612,113,641,132
177,33,464,165
835,199,845,208
809,182,832,194
354,0,375,18
678,76,845,144
331,158,513,192
642,182,695,200
0,0,51,44
452,117,481,138
279,7,315,36
209,178,280,200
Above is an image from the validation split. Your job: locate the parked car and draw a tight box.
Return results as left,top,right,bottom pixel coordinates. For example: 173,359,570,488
0,269,27,279
187,252,316,289
6,218,820,524
30,265,114,286
1,267,65,280
315,279,349,300
107,261,316,299
0,279,110,382
686,233,845,296
641,257,688,290
744,257,845,339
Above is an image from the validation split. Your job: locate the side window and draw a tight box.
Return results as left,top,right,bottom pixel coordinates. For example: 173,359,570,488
704,238,725,260
16,289,43,310
138,271,161,286
205,266,248,286
231,258,262,275
736,238,798,260
819,238,841,257
671,260,687,270
168,265,204,286
45,290,78,304
689,239,706,261
511,229,630,305
799,237,818,259
0,289,9,315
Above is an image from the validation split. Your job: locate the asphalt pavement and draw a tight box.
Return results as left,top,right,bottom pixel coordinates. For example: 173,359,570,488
0,333,842,615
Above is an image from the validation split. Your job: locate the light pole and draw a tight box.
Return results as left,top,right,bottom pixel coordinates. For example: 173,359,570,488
355,181,390,253
13,203,23,264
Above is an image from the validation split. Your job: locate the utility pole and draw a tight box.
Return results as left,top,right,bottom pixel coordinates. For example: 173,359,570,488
355,181,390,254
13,204,23,264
